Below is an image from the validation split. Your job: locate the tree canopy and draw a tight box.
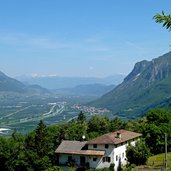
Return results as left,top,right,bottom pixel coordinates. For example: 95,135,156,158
153,11,171,31
0,109,171,170
143,109,171,154
126,140,150,165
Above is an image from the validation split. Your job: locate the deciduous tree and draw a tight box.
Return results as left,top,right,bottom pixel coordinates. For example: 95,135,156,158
126,140,150,165
153,11,171,30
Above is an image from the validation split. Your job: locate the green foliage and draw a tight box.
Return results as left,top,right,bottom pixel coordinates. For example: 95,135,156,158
1,108,171,170
87,116,125,140
126,140,150,165
66,120,87,141
88,165,115,171
125,117,146,133
51,123,68,145
17,120,60,170
109,163,115,171
0,131,29,171
67,167,75,171
91,51,171,119
147,152,171,168
26,120,54,170
1,112,120,171
123,165,134,171
153,11,171,31
143,109,171,154
109,117,125,132
88,168,111,171
146,109,171,124
0,137,13,170
77,111,86,123
45,166,63,171
34,120,51,158
87,115,109,136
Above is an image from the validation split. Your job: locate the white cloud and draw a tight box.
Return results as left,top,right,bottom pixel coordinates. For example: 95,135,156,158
125,40,144,51
0,34,22,45
0,32,111,55
85,38,98,43
0,33,70,50
28,37,69,49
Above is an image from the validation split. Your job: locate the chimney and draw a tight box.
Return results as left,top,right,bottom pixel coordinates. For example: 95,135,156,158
116,132,121,139
80,135,86,142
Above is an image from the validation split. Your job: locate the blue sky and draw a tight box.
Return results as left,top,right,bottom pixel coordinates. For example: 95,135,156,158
0,0,171,77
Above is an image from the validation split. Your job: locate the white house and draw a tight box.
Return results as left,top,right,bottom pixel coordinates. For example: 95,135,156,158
55,129,141,171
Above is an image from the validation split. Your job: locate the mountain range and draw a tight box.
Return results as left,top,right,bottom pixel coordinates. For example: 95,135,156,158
0,71,117,99
0,71,49,95
91,51,171,119
16,74,125,89
2,51,171,120
55,84,115,97
0,72,118,133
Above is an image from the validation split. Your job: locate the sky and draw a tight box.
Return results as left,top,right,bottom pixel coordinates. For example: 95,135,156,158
0,0,171,78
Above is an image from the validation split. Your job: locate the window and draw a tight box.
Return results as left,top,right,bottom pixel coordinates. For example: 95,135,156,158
103,157,105,162
93,157,97,162
108,157,111,162
82,144,88,150
68,156,72,162
116,155,118,161
93,144,97,148
105,144,109,149
103,156,111,163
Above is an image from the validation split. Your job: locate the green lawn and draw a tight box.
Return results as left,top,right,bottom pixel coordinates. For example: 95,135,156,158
147,152,171,168
130,153,171,171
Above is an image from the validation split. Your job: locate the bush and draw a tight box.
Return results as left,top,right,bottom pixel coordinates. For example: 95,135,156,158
126,140,150,165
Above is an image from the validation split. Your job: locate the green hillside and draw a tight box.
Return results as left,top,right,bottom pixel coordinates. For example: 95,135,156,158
0,71,50,95
91,51,171,119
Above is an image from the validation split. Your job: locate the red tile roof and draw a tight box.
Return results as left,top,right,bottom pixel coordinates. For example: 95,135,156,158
55,140,105,156
55,130,141,156
87,129,142,145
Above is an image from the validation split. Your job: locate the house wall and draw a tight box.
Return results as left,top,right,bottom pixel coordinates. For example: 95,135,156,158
88,144,115,169
59,154,69,165
58,154,88,165
87,156,103,168
113,143,127,170
57,138,139,170
88,139,138,171
113,140,138,171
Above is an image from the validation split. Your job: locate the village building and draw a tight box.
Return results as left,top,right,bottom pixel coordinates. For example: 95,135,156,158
55,129,142,171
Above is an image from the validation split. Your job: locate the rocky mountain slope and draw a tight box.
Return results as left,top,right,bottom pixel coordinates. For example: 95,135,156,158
91,51,171,119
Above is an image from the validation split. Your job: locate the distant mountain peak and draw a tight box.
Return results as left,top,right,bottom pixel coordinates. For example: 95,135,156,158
124,51,171,83
16,74,125,89
124,60,149,82
0,71,49,95
0,71,8,78
91,51,171,119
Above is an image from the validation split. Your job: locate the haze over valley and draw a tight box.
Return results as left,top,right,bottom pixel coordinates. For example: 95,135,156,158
1,0,171,136
0,71,115,134
2,51,171,134
1,1,171,171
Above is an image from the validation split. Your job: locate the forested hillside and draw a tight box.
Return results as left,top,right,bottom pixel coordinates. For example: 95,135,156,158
0,109,171,171
91,51,171,118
